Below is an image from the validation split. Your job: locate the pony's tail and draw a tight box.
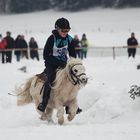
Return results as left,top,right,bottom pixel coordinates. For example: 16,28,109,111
16,77,34,106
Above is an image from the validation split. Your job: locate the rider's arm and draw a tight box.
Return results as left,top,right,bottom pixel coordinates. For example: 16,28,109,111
68,39,76,58
43,35,54,60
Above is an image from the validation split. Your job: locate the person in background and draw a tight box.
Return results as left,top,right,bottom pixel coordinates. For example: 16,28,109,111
14,35,22,62
80,33,88,59
73,34,81,58
20,35,28,59
0,34,7,63
37,17,82,114
29,37,39,61
4,31,15,63
127,32,138,58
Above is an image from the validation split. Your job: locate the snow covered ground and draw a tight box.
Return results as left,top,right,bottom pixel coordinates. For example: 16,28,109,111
1,57,140,140
0,8,140,140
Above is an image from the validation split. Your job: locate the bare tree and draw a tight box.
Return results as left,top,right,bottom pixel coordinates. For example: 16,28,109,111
0,0,5,13
5,0,11,13
0,0,11,13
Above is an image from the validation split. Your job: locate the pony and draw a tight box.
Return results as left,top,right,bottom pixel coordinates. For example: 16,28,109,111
16,58,88,125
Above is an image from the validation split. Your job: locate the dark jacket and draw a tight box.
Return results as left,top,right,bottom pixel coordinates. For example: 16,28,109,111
73,38,80,49
29,41,39,59
14,37,22,55
43,30,76,68
127,37,138,47
4,36,15,49
29,41,38,49
20,39,28,49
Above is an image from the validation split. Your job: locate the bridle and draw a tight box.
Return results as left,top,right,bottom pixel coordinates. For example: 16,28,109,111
69,63,86,85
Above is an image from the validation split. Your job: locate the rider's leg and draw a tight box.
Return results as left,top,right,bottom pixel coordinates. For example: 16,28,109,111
37,64,56,112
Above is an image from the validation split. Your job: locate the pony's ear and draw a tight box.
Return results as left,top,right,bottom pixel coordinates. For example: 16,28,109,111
68,57,82,65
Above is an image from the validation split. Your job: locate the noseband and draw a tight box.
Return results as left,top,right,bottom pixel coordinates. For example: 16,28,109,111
69,63,86,85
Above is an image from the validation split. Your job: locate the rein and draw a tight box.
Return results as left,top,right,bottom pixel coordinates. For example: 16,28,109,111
69,63,86,85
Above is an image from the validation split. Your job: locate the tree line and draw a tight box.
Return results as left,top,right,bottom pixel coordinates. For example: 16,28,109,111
0,0,140,14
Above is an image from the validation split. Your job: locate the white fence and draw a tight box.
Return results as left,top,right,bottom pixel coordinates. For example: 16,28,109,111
88,46,140,59
0,46,140,61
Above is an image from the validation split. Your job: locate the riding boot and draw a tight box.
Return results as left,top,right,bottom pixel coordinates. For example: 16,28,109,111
37,82,51,112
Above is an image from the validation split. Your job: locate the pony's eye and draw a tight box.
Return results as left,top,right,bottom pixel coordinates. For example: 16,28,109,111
74,69,78,73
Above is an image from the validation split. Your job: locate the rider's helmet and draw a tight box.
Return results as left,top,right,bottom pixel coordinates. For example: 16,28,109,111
55,17,71,29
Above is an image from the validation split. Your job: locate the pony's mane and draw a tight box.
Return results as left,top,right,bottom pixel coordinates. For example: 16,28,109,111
52,58,82,90
67,58,82,67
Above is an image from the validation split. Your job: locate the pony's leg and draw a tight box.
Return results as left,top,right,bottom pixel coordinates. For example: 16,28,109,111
40,107,53,122
67,101,78,122
45,107,53,122
56,107,64,125
40,112,47,120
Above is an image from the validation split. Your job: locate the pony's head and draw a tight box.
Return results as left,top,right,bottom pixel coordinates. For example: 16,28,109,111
66,58,88,87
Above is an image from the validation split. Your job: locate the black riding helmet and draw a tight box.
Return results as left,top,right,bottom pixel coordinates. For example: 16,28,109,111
55,17,71,29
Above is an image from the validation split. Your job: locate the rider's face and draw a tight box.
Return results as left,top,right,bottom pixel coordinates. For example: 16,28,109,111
58,29,70,38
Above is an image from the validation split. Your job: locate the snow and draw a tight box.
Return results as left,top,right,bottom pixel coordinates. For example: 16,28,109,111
1,8,140,47
0,8,140,140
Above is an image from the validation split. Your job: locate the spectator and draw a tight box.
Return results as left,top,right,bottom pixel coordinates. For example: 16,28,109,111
73,35,81,58
0,34,7,63
20,35,28,59
127,32,138,58
14,35,22,62
4,31,15,63
29,37,39,61
80,33,88,59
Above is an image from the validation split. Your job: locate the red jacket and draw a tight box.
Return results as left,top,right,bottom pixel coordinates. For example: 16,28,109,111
0,39,7,49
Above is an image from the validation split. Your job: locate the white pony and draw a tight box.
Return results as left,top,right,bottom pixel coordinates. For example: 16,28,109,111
16,58,88,125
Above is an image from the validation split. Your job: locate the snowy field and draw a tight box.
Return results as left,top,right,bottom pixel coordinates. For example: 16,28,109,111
1,8,140,140
0,8,140,47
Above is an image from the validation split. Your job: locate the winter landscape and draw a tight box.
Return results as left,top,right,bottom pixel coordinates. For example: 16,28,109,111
0,8,140,140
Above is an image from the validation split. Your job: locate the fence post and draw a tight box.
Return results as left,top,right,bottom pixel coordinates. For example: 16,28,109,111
112,47,116,60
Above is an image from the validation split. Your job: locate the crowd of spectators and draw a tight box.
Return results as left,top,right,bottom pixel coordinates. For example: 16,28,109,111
0,31,39,63
73,33,89,59
1,31,138,64
0,31,89,64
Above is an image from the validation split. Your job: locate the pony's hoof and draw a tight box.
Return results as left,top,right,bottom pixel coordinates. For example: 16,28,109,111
58,118,64,125
40,113,47,120
67,114,74,121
